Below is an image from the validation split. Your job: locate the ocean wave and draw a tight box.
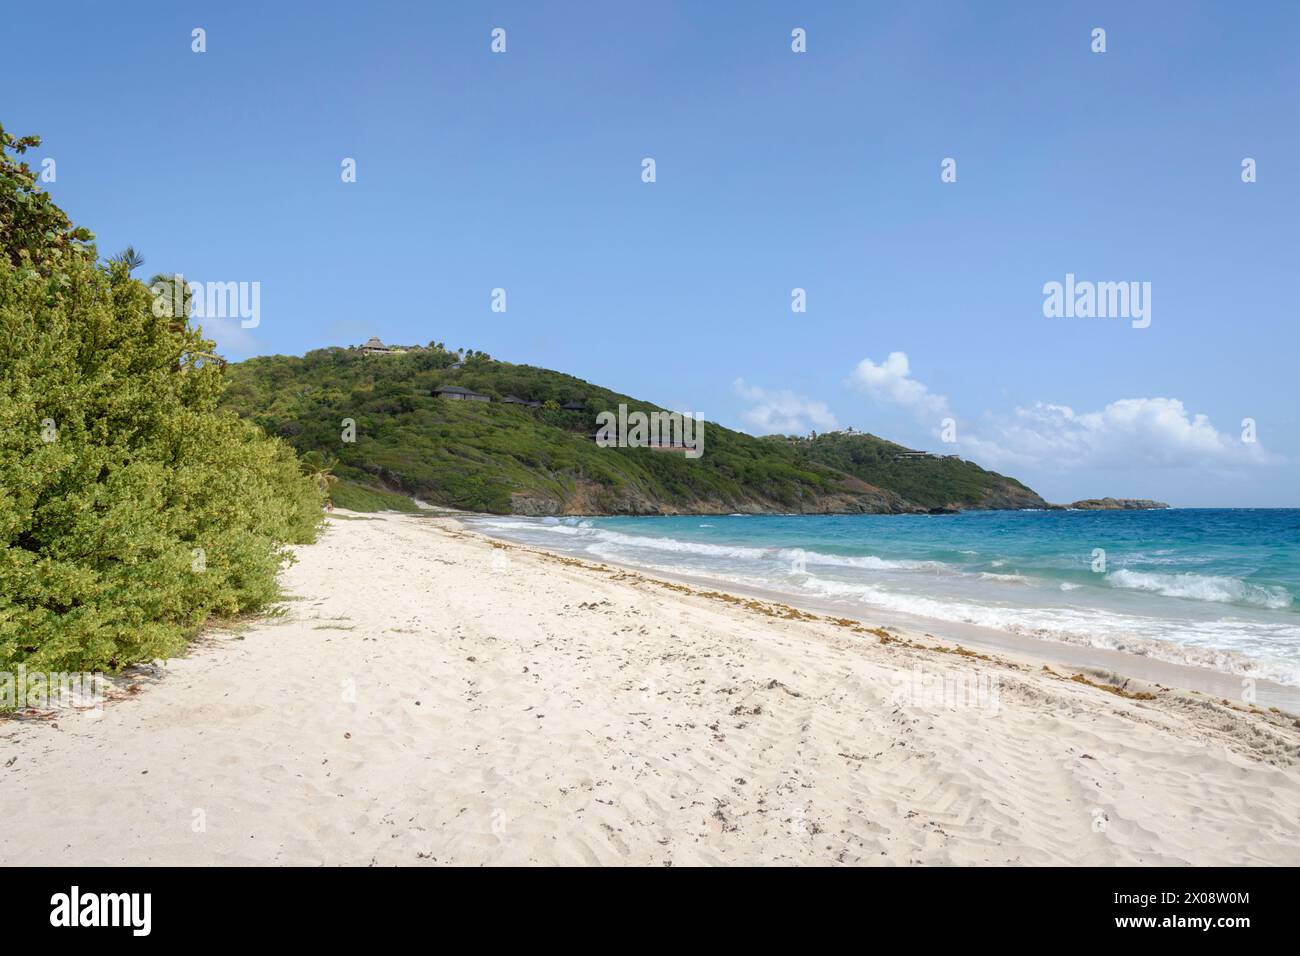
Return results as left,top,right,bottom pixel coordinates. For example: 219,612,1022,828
540,516,593,528
794,574,1300,686
776,548,946,572
582,529,769,560
534,524,598,537
1113,551,1198,567
584,533,950,569
1106,570,1293,610
479,519,953,572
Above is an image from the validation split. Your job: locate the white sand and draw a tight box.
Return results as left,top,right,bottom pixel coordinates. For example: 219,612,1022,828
2,511,1298,866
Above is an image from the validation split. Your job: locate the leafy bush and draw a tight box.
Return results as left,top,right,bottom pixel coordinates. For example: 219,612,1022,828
0,125,323,676
330,480,419,513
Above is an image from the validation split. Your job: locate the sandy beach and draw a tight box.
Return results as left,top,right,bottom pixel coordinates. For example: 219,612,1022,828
2,511,1298,866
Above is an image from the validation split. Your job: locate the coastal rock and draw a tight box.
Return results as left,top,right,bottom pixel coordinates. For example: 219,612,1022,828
1063,498,1170,511
509,493,560,516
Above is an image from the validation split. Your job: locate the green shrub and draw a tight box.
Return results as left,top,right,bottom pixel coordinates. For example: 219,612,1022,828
0,124,323,675
330,480,419,513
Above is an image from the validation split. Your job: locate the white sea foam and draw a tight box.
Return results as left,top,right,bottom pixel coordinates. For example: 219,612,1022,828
775,548,945,572
483,519,949,571
579,529,768,560
978,572,1032,584
794,574,1300,686
1106,570,1293,609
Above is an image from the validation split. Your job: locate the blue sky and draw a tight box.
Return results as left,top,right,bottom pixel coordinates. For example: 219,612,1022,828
9,1,1298,506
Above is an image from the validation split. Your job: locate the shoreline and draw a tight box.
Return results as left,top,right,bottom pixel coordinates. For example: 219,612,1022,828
569,557,1300,714
3,510,1298,865
457,515,1300,713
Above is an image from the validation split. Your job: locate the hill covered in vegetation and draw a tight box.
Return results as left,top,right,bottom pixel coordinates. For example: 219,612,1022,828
769,430,1045,512
220,346,1047,515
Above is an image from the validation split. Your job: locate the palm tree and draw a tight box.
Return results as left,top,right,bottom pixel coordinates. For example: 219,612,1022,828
111,246,145,273
299,451,339,505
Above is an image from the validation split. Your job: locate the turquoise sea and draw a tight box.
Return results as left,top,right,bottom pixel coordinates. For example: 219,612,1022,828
471,509,1300,686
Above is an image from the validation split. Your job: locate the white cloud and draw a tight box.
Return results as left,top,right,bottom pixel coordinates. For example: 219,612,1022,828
848,351,951,421
734,378,839,435
974,398,1272,471
844,352,1271,471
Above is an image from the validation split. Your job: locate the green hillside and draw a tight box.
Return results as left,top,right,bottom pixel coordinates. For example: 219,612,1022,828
771,431,1045,512
219,345,1046,515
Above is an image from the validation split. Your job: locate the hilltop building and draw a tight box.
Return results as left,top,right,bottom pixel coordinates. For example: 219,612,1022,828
433,385,490,403
361,337,405,356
